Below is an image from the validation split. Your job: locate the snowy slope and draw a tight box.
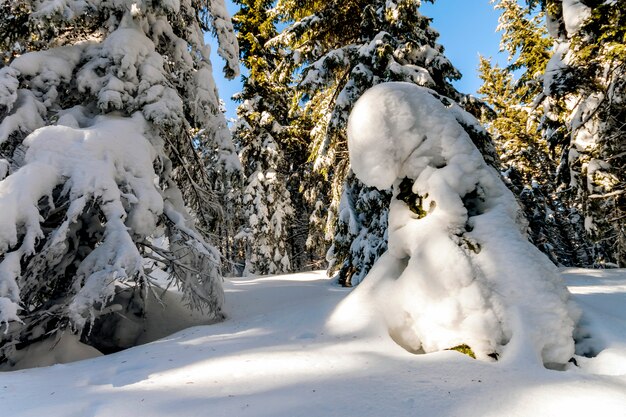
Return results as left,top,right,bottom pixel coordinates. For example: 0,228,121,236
2,269,626,417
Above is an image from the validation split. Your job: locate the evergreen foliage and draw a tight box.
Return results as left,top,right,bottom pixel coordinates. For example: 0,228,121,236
531,0,626,266
0,0,238,364
332,173,390,286
478,0,591,265
231,0,297,275
233,99,294,275
271,0,496,285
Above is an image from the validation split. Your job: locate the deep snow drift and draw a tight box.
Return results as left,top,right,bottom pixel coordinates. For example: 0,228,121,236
1,269,626,417
346,82,578,365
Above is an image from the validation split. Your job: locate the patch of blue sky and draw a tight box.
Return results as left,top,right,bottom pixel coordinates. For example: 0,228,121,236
206,0,509,121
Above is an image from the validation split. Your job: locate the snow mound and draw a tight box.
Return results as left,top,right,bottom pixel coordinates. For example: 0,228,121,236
342,82,578,366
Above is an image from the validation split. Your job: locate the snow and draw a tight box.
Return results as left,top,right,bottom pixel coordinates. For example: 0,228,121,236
0,112,223,328
1,268,626,416
207,0,240,78
562,0,591,35
543,42,569,97
0,90,46,145
0,159,8,180
346,82,577,365
0,67,19,112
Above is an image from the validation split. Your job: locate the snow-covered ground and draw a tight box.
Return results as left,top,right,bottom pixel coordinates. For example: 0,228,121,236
2,268,626,417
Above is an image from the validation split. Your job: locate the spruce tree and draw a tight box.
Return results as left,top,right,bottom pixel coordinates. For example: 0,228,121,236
343,81,578,365
231,0,296,275
233,99,294,275
273,0,497,285
478,0,591,265
532,0,626,266
0,0,238,364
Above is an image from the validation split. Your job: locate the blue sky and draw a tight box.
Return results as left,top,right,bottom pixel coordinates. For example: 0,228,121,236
208,0,509,120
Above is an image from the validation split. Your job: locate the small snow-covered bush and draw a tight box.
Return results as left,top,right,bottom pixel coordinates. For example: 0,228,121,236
0,0,239,366
345,82,579,366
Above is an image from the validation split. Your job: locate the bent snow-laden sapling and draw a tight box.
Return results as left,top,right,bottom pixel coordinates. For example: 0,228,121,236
345,82,578,367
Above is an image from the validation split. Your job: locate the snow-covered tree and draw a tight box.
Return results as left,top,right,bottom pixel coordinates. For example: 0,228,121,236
231,0,296,275
233,96,295,276
234,113,294,275
343,81,578,366
273,0,496,285
0,0,238,364
332,172,390,286
533,0,625,266
478,0,591,266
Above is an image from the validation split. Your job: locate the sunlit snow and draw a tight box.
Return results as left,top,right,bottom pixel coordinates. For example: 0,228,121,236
1,269,625,416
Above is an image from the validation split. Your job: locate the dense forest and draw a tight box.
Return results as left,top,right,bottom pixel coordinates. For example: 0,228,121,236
229,0,625,284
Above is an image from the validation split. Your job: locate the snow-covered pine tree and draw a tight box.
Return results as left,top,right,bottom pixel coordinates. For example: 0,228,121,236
332,172,390,286
532,0,625,266
201,95,243,277
342,81,579,366
478,0,591,266
0,0,239,364
234,117,294,275
272,0,497,285
231,0,295,275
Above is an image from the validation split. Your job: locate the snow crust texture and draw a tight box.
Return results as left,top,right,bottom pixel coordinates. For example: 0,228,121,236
346,82,579,365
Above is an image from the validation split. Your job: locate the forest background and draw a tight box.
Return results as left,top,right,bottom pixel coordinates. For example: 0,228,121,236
210,0,507,121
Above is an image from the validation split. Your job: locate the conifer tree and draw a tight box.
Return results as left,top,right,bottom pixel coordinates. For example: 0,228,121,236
531,0,625,266
234,119,294,275
343,81,578,366
273,0,497,285
0,0,238,364
231,0,296,275
478,0,591,265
